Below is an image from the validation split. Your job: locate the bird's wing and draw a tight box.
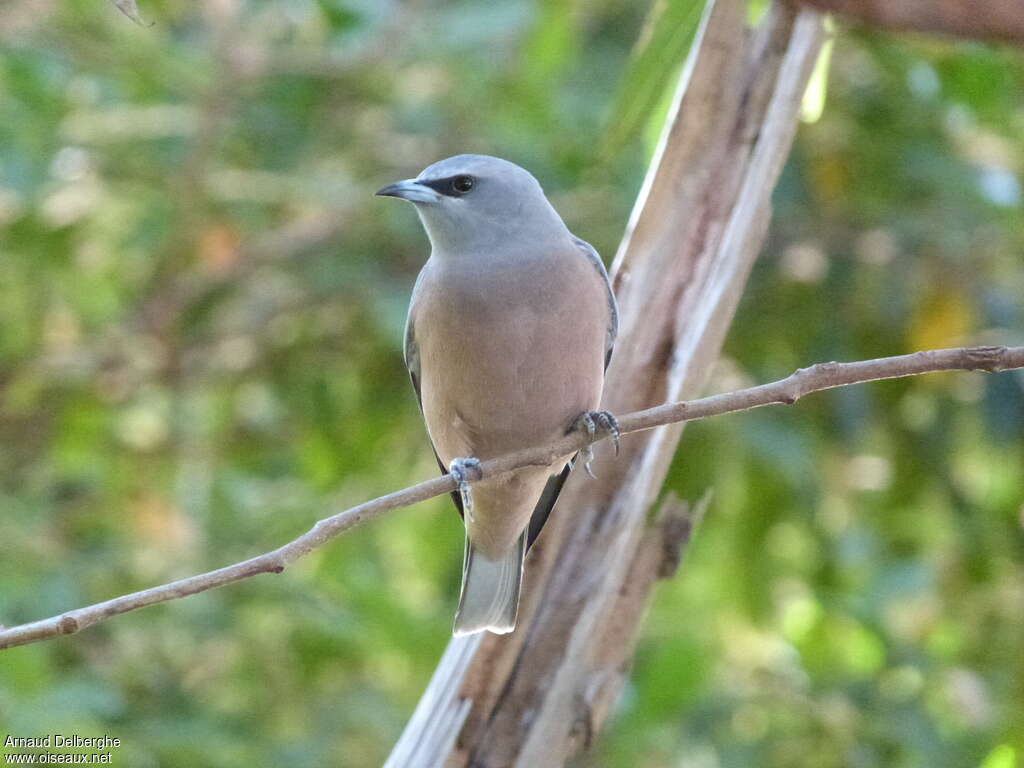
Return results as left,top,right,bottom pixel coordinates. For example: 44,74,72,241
405,270,466,518
572,236,618,371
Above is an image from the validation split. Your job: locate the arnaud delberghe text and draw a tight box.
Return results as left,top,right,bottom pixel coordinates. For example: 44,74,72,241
4,735,121,749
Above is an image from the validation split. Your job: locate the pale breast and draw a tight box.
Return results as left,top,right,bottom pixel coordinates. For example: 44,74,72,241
414,247,609,466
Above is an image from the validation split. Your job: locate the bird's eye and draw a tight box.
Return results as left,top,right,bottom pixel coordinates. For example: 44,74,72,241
451,175,475,194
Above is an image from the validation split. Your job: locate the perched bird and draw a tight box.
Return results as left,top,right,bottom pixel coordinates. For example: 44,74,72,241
377,155,618,636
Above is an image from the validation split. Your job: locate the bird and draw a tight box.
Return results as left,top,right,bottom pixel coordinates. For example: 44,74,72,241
377,154,618,636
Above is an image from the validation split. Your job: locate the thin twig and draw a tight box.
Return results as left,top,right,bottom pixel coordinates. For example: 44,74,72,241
1,344,1020,650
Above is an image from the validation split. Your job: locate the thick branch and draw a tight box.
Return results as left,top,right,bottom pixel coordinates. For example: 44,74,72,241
2,344,1020,651
791,0,1024,43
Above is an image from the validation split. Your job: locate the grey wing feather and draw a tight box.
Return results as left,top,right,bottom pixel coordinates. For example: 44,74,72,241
572,236,618,370
403,267,427,393
403,308,421,404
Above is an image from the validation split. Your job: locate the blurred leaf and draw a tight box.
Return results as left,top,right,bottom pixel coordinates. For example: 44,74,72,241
800,26,834,123
601,0,703,154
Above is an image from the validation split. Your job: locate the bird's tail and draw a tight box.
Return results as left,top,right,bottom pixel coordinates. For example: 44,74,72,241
453,530,526,637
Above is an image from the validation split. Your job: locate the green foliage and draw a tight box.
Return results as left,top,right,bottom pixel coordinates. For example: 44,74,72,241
601,0,704,155
0,1,1022,766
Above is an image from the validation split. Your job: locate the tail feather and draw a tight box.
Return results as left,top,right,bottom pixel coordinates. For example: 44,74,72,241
453,531,526,636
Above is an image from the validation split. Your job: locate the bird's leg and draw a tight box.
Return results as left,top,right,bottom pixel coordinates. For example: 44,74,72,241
569,410,621,479
449,457,483,523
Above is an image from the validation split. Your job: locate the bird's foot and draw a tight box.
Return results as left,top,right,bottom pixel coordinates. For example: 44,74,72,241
570,410,621,479
449,457,483,522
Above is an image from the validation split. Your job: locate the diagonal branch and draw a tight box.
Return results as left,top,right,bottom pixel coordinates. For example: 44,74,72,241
1,344,1020,651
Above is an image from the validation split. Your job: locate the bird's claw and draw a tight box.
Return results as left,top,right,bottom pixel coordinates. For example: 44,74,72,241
570,410,621,479
449,457,482,522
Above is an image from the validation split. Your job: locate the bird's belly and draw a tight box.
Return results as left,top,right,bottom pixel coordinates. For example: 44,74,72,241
418,304,604,466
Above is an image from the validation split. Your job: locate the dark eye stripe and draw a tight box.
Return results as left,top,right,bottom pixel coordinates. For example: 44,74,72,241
419,175,474,197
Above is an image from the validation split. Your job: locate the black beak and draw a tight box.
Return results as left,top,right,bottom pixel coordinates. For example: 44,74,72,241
374,179,441,204
375,182,407,198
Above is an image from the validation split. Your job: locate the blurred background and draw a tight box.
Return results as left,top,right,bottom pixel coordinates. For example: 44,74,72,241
1,0,1022,766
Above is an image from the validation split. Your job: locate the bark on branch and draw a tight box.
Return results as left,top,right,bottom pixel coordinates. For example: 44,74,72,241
792,0,1024,44
1,343,1020,652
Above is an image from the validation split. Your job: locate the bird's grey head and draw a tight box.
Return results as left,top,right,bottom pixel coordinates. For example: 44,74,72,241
376,154,570,255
